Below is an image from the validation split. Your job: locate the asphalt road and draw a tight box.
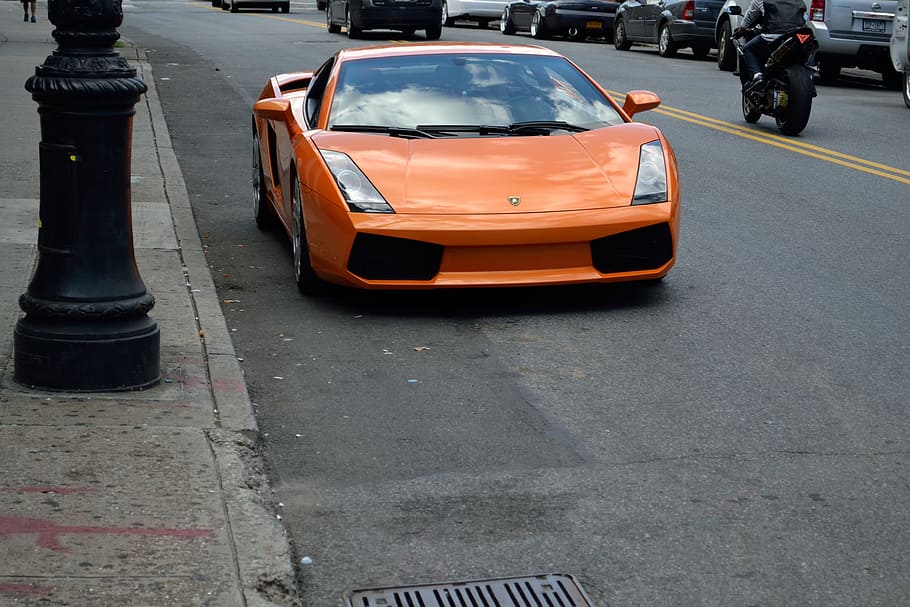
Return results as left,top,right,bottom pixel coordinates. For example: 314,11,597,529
119,3,910,604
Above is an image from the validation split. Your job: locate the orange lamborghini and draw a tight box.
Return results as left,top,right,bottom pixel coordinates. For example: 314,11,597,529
251,42,679,294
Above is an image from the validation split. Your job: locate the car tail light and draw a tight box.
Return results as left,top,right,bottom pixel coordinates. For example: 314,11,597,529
682,0,694,20
809,0,824,22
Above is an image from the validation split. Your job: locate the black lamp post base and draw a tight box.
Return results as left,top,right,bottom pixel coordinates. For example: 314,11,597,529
14,316,160,392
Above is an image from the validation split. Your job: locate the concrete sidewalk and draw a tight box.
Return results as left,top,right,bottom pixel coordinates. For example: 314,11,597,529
0,3,299,605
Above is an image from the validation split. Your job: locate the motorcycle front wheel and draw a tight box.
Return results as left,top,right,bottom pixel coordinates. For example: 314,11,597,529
775,65,812,136
742,92,761,123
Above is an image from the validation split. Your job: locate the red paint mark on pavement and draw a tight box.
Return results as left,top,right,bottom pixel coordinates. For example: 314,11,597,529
0,583,51,597
212,378,246,394
0,516,213,553
1,487,97,495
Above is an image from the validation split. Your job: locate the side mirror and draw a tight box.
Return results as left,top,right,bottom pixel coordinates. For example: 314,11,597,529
622,90,661,117
253,98,292,121
726,5,742,15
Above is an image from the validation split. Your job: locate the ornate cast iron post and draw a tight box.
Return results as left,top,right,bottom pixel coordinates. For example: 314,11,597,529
14,0,160,391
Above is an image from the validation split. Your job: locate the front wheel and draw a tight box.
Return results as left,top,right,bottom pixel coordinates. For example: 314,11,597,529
346,7,362,38
717,20,736,71
442,1,455,26
425,22,442,39
291,175,325,295
500,8,516,34
903,71,910,109
614,17,632,50
252,128,276,230
742,92,761,123
881,65,902,91
326,4,341,32
657,24,678,58
775,65,812,136
530,12,547,39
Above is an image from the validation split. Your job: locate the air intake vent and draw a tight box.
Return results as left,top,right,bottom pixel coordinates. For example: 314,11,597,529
590,222,673,274
347,233,442,281
346,573,593,607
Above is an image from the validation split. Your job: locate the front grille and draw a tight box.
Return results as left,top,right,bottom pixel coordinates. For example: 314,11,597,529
347,233,442,281
590,222,673,274
347,573,593,607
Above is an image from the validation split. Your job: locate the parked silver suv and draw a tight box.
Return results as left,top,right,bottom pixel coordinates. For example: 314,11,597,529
715,0,901,88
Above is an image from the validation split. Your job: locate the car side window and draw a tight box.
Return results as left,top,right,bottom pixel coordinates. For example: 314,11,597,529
305,57,335,128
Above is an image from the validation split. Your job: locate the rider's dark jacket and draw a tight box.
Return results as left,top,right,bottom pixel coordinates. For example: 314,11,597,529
742,0,806,38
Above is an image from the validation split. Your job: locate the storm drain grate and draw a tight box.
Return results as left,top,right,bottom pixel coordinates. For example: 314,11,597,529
346,573,594,607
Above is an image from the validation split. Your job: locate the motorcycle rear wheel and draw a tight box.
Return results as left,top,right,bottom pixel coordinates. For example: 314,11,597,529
775,65,812,136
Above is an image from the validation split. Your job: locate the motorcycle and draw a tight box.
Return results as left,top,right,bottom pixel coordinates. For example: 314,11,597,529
727,6,818,136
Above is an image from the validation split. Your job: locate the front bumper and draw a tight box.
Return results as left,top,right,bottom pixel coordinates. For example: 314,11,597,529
309,202,679,289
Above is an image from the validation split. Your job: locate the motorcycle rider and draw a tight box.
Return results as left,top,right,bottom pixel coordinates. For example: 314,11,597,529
735,0,808,86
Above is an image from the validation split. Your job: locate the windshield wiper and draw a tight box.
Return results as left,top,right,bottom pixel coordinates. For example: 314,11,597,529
508,121,589,133
330,124,440,139
415,122,589,136
415,124,512,136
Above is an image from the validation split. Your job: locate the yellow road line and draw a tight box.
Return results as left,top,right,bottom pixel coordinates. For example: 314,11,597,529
609,90,910,185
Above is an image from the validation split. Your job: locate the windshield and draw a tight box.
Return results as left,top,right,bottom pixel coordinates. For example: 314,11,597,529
328,53,625,133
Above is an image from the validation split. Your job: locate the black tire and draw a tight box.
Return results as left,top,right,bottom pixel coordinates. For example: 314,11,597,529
442,1,455,26
211,0,221,7
775,65,812,135
220,0,229,10
881,65,902,91
326,4,341,32
717,20,736,71
252,128,276,230
500,8,516,34
657,23,677,57
530,11,547,39
817,59,840,82
742,92,761,123
614,17,632,50
346,7,361,38
229,0,238,12
291,174,325,295
903,71,910,109
425,22,442,39
692,44,710,59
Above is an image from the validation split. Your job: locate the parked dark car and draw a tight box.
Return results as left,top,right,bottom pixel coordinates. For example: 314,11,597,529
613,0,724,57
500,0,619,41
326,0,443,39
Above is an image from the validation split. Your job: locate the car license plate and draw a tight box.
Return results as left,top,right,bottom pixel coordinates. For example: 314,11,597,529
862,19,885,32
586,20,602,29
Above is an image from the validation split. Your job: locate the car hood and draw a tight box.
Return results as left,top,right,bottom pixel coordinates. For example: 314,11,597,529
313,123,661,215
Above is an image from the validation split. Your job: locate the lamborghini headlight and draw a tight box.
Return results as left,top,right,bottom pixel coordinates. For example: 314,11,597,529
632,140,668,205
320,150,394,213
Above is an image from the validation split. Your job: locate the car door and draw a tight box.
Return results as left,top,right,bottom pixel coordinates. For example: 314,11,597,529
892,0,909,69
640,0,666,40
621,0,646,37
694,0,724,36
